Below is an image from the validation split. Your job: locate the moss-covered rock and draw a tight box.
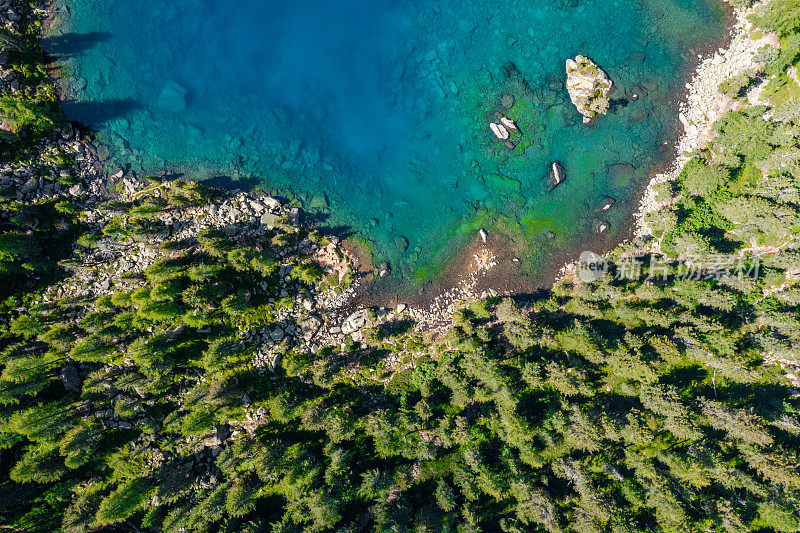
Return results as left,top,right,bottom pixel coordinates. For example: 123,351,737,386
565,55,613,124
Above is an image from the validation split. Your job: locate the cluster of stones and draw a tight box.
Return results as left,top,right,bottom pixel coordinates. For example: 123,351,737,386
489,116,519,141
0,130,105,202
487,88,522,150
0,0,22,95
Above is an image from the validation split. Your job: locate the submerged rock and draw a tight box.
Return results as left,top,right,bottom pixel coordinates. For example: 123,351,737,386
309,193,329,209
628,84,648,100
565,55,613,124
394,235,409,253
156,81,188,113
594,220,610,234
608,163,635,184
597,197,616,212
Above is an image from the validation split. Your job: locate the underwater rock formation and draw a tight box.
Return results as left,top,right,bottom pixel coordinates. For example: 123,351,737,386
593,219,610,233
565,55,613,124
596,197,616,213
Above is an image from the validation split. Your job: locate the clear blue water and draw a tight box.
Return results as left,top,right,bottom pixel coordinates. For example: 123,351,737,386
46,0,726,283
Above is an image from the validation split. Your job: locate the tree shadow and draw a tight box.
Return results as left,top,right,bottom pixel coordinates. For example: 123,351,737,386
299,211,357,240
377,318,413,340
513,288,555,307
41,32,113,57
202,175,262,191
661,364,708,390
61,98,142,126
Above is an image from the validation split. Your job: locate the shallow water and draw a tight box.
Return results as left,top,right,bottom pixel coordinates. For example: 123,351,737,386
47,0,726,284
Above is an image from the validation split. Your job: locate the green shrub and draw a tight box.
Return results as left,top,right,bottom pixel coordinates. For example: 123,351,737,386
0,96,56,138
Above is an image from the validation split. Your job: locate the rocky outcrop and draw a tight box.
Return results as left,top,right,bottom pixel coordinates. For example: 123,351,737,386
565,55,613,124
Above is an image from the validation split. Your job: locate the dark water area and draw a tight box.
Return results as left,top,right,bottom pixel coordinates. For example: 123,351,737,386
45,0,727,290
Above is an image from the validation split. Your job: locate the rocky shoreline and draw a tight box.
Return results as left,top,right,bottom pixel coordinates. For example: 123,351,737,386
635,0,775,242
559,0,766,281
14,0,753,342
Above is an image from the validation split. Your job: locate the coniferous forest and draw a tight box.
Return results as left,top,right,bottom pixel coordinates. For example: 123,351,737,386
2,0,800,531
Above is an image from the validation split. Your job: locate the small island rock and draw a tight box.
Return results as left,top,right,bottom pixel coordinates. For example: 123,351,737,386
565,55,613,124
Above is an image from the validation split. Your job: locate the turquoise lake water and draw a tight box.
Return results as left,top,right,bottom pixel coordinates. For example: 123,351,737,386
46,0,726,284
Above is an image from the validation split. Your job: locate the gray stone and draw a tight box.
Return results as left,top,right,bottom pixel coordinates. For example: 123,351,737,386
548,162,566,189
263,196,281,210
59,364,82,392
565,55,613,124
260,212,279,228
20,177,38,195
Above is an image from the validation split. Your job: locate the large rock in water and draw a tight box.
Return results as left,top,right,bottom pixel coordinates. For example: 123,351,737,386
565,55,613,124
548,161,566,189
